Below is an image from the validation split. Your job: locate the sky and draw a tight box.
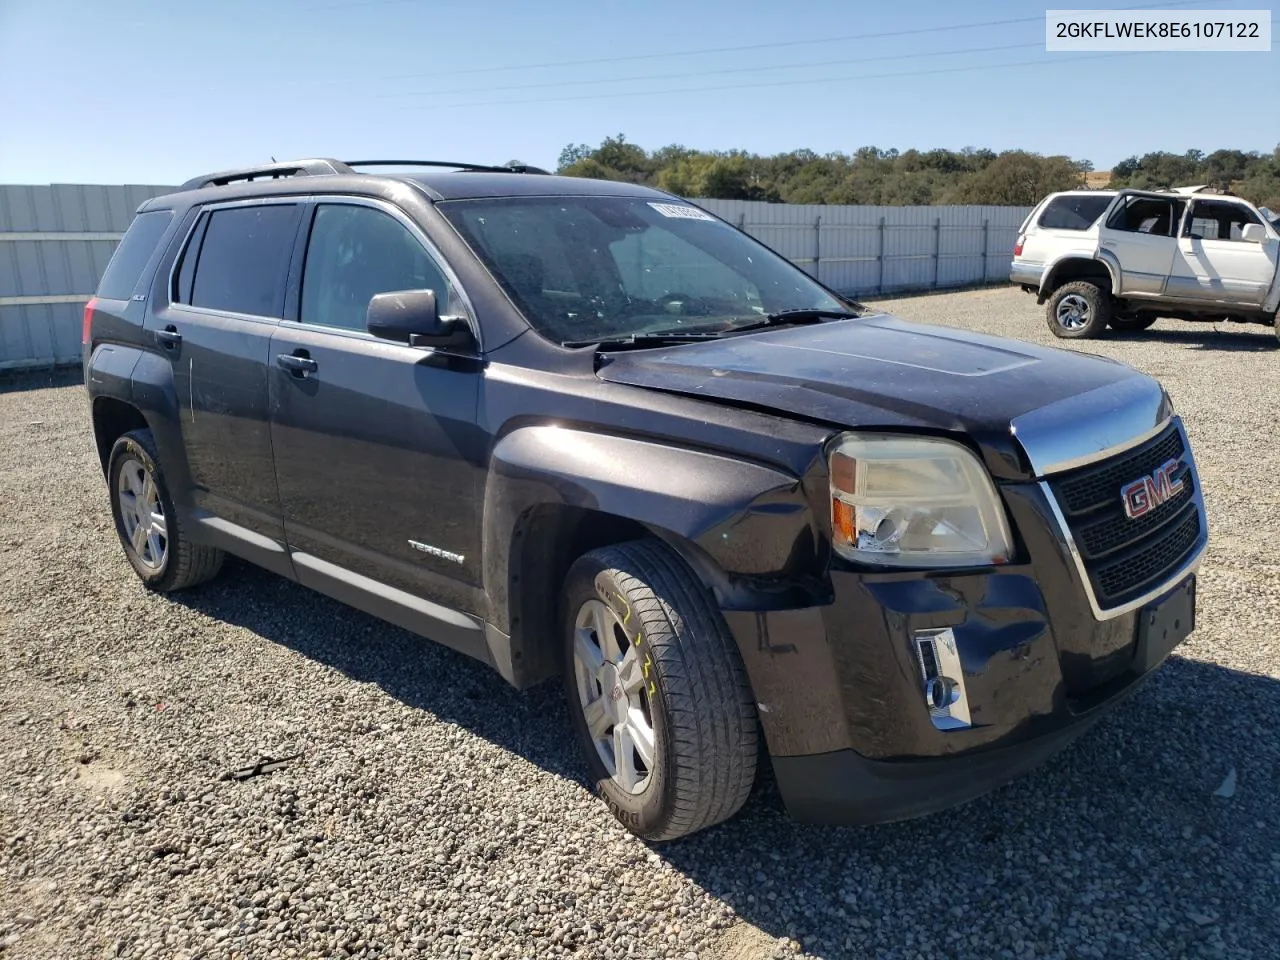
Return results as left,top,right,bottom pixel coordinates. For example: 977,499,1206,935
0,0,1276,185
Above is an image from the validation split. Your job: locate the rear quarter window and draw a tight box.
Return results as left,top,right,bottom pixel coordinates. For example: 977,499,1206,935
96,210,174,300
1037,195,1113,231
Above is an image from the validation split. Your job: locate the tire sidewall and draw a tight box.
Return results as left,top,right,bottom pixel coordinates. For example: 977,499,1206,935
1047,283,1108,339
562,558,674,836
107,431,177,590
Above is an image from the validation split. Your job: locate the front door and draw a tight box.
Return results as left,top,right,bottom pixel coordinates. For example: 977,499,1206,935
1170,198,1280,307
1097,195,1186,297
268,199,487,617
146,200,303,543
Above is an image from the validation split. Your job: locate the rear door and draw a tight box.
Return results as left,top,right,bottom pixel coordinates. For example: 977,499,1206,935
268,198,486,617
1096,195,1186,296
146,199,303,548
1170,199,1280,307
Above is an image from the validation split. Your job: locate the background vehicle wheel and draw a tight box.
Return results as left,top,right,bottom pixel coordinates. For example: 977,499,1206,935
107,429,223,592
1108,314,1157,332
562,539,757,842
1046,281,1111,339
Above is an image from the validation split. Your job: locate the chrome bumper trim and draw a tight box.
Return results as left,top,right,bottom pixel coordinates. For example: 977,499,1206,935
1010,260,1045,286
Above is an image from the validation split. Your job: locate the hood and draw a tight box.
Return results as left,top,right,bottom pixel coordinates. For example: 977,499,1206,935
596,313,1164,480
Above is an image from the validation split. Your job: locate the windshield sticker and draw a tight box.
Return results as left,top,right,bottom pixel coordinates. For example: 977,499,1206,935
647,202,716,222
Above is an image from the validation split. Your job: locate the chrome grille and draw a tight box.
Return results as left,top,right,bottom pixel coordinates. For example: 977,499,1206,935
1044,421,1205,613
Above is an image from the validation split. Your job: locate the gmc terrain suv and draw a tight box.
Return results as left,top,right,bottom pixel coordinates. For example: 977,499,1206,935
84,159,1207,841
1012,186,1280,341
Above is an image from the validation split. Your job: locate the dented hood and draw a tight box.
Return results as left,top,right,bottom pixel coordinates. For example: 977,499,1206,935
596,313,1158,480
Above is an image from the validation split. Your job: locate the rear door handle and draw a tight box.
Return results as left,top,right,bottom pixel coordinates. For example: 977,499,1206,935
276,353,318,376
155,325,182,348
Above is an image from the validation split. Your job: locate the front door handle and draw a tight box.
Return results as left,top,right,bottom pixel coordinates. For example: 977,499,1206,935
155,325,182,348
276,352,318,377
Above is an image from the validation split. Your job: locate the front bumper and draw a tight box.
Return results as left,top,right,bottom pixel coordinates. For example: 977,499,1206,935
721,472,1202,825
771,707,1109,825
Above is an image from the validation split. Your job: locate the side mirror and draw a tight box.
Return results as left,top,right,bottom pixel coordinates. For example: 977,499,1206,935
1240,223,1267,244
366,289,473,348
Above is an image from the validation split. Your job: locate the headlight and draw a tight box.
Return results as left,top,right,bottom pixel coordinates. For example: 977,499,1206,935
828,433,1012,568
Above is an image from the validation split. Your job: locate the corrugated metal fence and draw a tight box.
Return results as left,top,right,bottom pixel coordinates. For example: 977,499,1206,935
696,199,1033,295
0,183,1031,371
1,184,175,371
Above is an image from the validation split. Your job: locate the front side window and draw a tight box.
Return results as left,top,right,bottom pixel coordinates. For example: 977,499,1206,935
1037,195,1112,231
187,204,301,317
1184,200,1263,241
1105,196,1186,237
438,196,843,344
300,204,451,331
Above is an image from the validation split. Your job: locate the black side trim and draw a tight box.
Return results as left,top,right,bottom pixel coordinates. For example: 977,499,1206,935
290,551,491,666
189,511,295,580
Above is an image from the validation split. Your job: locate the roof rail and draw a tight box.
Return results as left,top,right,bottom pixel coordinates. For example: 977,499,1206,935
345,160,551,175
179,158,354,191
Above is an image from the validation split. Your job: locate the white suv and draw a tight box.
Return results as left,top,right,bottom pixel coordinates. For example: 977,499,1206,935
1011,187,1280,342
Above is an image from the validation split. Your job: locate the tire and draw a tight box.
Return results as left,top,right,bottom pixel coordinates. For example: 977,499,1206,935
107,428,224,592
561,539,757,842
1046,281,1111,339
1108,314,1158,332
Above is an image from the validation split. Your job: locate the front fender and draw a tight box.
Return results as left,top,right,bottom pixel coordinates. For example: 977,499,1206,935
483,425,827,622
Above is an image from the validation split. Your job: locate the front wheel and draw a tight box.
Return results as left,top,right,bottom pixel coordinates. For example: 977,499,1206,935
1046,281,1111,339
562,540,758,842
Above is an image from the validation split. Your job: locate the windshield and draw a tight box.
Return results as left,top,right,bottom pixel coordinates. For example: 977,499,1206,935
437,196,846,343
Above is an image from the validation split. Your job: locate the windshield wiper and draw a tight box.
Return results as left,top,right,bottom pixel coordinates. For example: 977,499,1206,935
561,331,727,350
728,308,862,333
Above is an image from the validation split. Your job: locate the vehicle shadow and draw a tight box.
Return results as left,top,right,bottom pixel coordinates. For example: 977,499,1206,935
173,559,1280,959
1106,326,1277,351
0,365,84,394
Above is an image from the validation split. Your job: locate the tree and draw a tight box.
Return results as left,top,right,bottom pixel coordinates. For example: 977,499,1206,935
552,137,1274,207
950,152,1088,206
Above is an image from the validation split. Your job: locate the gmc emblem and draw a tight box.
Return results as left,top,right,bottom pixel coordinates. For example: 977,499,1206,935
1121,459,1185,520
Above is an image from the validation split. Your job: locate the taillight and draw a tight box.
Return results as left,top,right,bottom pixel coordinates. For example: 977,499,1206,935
82,297,98,346
1013,235,1025,258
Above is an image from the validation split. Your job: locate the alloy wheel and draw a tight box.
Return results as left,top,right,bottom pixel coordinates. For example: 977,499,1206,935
1056,294,1091,330
117,457,168,571
571,598,656,794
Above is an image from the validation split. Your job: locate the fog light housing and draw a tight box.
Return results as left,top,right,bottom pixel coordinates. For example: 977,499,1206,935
915,628,972,730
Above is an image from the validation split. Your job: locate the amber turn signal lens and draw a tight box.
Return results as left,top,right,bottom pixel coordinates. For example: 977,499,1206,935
832,498,855,544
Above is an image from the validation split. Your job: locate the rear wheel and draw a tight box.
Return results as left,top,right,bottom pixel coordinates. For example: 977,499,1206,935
1046,281,1111,339
562,539,757,842
1109,314,1158,332
107,429,223,592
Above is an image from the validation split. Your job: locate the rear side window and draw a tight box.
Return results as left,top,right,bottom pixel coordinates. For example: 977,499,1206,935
96,210,174,300
1037,195,1112,231
185,204,301,317
1105,196,1186,237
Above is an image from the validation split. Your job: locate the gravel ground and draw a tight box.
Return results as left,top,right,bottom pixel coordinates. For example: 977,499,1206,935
2,286,1278,960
